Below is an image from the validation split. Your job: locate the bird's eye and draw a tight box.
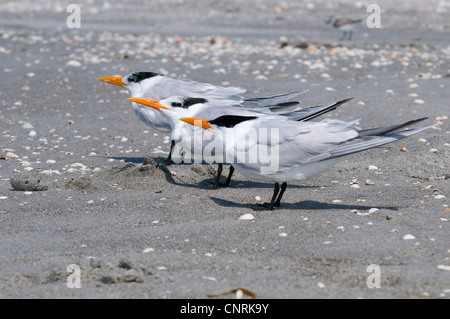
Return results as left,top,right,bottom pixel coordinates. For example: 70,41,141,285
171,102,182,107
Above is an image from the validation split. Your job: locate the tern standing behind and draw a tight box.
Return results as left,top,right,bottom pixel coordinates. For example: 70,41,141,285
327,16,362,41
98,71,306,163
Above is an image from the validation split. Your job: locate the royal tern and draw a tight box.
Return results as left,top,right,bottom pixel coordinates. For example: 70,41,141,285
180,114,431,210
98,71,307,163
129,96,352,189
327,16,362,41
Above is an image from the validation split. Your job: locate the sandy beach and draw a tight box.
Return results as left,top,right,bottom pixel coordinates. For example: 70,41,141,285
0,0,449,299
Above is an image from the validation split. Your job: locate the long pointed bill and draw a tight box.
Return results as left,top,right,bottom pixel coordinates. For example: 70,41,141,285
180,118,213,130
97,76,127,87
127,98,169,110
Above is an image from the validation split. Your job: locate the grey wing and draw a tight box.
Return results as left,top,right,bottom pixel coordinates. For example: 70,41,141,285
242,90,308,109
311,122,432,162
236,117,359,165
152,77,246,101
334,18,362,27
195,106,262,120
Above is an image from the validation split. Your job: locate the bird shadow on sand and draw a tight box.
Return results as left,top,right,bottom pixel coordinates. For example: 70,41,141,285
196,178,319,190
209,197,400,212
100,156,179,165
100,156,320,190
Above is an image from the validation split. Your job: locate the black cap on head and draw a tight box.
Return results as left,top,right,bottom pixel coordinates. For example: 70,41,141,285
127,72,161,83
170,97,209,109
209,115,257,128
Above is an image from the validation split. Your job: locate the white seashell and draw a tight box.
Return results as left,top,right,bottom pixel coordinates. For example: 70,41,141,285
6,152,19,159
66,60,81,67
239,214,255,221
403,234,416,240
437,265,450,272
22,122,34,129
365,179,375,186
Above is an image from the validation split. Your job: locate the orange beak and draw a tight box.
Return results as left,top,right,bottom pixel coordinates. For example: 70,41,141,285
180,118,213,130
127,98,169,110
97,76,127,87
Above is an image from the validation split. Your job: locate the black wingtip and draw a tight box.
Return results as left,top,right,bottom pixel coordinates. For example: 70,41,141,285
298,97,353,122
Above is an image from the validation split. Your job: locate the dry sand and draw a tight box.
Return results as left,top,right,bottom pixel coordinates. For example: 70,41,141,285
0,0,449,298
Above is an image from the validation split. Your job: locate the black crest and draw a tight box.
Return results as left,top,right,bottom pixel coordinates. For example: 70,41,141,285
127,72,161,83
171,97,208,109
209,115,257,128
183,97,208,108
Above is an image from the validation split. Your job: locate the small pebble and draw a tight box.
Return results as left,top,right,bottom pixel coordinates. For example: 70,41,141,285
435,195,445,199
414,99,425,104
10,176,48,191
403,234,416,240
368,165,378,171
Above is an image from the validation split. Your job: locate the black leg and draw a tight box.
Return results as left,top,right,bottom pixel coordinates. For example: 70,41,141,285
220,165,235,188
268,182,280,211
212,164,223,190
274,182,287,207
348,31,353,41
165,140,176,165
